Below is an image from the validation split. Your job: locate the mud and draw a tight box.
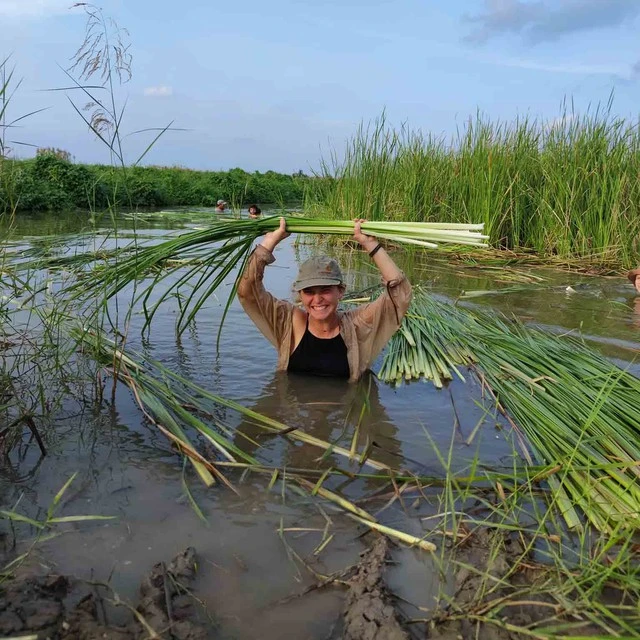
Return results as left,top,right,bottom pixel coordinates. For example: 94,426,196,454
427,528,532,640
0,548,209,639
342,537,408,640
0,528,629,640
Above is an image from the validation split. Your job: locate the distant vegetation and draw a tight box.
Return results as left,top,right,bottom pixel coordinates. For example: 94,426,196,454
0,151,311,213
305,110,640,268
4,105,640,268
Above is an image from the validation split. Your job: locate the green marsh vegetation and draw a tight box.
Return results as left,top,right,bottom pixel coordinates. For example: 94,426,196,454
2,6,640,638
1,59,57,465
379,291,640,532
1,154,311,213
423,430,640,638
306,106,640,269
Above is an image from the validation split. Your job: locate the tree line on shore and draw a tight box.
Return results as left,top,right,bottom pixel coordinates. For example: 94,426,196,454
0,150,311,212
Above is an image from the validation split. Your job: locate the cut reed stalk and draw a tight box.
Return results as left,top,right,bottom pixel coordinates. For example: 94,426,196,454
76,330,393,471
75,329,440,552
67,216,487,334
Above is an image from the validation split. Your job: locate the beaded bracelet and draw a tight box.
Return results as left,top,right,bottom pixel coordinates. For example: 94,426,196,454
368,243,382,258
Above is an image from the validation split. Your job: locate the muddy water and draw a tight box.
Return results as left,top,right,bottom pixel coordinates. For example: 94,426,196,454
2,209,639,638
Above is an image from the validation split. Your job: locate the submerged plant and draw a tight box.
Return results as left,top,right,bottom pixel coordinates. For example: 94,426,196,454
1,472,114,582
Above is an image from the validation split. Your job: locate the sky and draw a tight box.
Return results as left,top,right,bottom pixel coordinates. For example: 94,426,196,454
1,0,639,173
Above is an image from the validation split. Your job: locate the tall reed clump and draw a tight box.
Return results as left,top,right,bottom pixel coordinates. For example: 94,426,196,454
306,104,640,268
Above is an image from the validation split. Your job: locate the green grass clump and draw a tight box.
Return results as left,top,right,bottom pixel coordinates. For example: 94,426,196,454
306,106,640,268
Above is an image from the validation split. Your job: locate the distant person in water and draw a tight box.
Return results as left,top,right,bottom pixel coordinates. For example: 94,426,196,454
248,204,262,219
237,218,412,381
216,199,227,212
628,268,640,294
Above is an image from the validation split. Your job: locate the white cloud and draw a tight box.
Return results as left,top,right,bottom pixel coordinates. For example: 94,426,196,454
144,85,173,97
0,0,71,19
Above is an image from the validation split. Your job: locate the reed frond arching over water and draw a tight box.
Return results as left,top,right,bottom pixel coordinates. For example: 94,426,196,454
307,106,640,268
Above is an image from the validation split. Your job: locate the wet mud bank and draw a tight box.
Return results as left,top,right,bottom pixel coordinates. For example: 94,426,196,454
425,528,631,640
0,548,208,639
0,526,633,640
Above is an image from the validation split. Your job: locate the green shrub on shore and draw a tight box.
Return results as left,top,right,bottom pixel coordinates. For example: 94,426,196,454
0,153,311,213
305,109,640,267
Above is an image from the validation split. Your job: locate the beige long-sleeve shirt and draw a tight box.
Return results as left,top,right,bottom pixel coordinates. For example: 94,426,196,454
237,245,412,381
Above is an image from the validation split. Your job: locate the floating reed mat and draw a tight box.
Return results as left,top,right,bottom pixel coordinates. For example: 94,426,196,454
379,293,640,532
75,330,437,552
68,216,488,334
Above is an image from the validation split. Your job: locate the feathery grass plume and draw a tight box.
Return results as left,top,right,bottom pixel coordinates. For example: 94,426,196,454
66,215,487,335
67,2,132,150
379,290,640,532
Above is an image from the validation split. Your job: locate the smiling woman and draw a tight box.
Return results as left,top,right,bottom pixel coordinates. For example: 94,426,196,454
237,218,412,380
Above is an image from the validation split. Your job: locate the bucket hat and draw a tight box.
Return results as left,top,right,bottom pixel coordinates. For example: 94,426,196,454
293,256,343,291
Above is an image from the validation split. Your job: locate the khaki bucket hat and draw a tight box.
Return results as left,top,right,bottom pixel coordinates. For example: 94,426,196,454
293,256,343,291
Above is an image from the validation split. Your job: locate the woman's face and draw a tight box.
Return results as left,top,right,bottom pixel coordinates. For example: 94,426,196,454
299,285,343,322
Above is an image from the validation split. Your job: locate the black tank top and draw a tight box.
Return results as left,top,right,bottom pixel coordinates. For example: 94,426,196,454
288,322,350,378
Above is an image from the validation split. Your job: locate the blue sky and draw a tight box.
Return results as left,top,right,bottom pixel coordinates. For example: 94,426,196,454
2,0,639,172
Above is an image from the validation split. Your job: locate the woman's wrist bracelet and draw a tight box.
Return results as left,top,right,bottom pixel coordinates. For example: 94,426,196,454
368,243,382,258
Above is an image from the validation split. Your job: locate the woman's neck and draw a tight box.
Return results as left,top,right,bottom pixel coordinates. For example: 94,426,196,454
308,314,340,338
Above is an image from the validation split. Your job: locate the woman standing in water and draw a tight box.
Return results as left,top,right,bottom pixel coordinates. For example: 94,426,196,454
237,218,411,381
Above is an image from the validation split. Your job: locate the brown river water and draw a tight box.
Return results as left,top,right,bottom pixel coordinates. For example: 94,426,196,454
1,208,639,638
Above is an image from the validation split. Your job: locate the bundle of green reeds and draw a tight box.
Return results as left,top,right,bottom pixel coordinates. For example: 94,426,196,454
379,292,640,532
377,295,475,387
71,216,487,333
